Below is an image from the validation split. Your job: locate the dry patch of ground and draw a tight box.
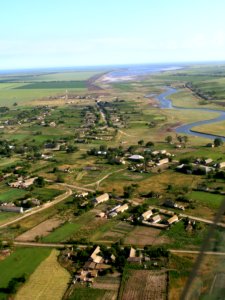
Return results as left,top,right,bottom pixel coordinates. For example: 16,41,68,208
124,226,170,247
15,217,64,242
120,270,167,300
15,249,70,300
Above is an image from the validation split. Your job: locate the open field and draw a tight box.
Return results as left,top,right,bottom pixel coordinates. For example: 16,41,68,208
118,269,168,300
161,221,207,249
69,287,109,300
0,247,51,297
0,189,27,203
192,120,225,137
15,249,70,300
187,191,225,210
15,217,64,242
124,226,170,247
91,221,134,244
168,253,225,300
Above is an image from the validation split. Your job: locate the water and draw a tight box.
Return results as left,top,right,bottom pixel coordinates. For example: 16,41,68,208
154,88,225,141
106,64,183,81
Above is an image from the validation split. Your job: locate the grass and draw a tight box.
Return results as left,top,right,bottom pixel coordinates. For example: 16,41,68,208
31,187,63,202
15,249,70,300
42,222,81,243
0,189,27,203
187,191,225,210
15,81,87,89
161,221,207,249
0,247,51,296
0,70,104,82
192,120,225,137
0,212,17,224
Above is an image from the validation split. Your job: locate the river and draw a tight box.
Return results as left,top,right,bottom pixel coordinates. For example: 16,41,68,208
147,88,225,141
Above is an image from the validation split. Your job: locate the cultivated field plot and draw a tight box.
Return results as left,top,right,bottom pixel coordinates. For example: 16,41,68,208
119,270,168,300
92,221,134,244
124,226,170,247
15,249,70,300
0,247,51,297
93,274,121,292
15,217,64,242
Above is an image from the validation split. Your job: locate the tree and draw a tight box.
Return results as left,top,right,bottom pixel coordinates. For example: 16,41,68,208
183,135,188,145
145,141,154,147
34,176,45,187
66,145,78,153
138,139,144,146
165,135,173,144
214,138,223,147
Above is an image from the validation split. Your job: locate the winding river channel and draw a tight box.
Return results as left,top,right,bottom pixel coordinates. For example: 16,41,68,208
152,88,225,142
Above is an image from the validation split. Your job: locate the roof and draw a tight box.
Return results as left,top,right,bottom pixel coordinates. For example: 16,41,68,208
151,215,161,223
0,206,23,213
129,247,136,258
142,210,153,220
90,246,103,264
167,215,178,224
115,204,129,213
129,155,144,160
95,193,109,203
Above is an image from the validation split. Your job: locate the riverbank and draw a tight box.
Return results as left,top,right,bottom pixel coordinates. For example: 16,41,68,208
154,88,225,141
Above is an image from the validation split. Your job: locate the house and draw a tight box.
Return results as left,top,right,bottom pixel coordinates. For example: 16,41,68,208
90,246,104,264
150,214,162,224
128,155,144,161
167,215,179,225
115,204,129,213
217,162,225,169
96,212,106,218
157,158,169,166
108,212,117,218
160,150,167,154
151,151,159,156
9,177,37,189
129,247,136,258
203,158,213,165
127,247,141,263
94,193,109,205
49,121,56,127
75,192,89,198
141,210,153,221
0,205,23,213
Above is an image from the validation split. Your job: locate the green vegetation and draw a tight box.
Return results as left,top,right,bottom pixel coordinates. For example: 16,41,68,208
15,81,87,89
0,247,51,297
0,189,27,203
187,191,224,210
162,221,207,249
42,222,81,243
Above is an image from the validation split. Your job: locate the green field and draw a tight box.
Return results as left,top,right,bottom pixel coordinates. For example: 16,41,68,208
187,191,225,210
0,70,104,83
0,189,27,203
15,249,70,300
0,247,51,297
42,222,81,243
161,221,207,249
15,81,87,89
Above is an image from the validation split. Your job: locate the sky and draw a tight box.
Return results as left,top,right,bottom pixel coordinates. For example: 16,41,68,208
1,0,225,70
